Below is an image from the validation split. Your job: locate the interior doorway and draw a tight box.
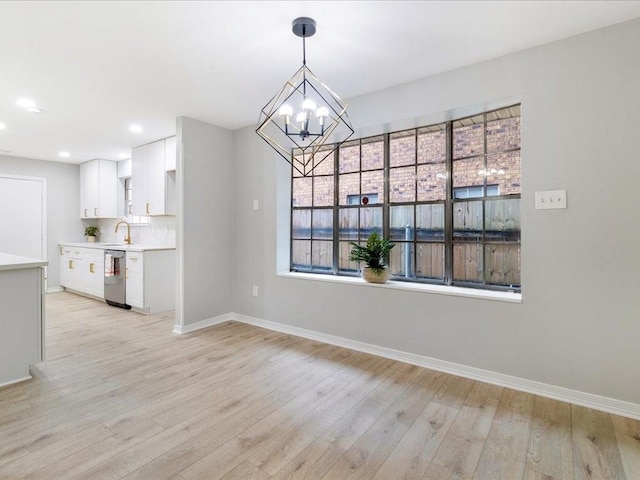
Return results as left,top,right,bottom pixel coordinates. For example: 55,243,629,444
0,174,47,287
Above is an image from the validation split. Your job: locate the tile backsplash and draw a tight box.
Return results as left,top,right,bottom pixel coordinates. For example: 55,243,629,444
93,216,176,246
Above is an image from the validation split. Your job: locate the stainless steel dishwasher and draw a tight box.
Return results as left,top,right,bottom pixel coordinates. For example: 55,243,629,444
104,250,131,309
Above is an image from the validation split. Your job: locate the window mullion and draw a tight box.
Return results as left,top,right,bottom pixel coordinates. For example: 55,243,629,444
359,141,363,243
289,164,294,271
444,122,454,285
412,129,418,278
383,134,390,246
482,111,488,287
332,149,339,274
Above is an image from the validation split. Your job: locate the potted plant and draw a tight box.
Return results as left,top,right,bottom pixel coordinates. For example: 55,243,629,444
349,232,395,284
84,225,99,243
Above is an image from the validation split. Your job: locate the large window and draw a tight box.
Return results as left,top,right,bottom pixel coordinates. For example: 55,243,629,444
291,105,521,291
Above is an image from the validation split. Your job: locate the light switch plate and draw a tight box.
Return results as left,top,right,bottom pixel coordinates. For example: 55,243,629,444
253,199,259,211
535,189,567,209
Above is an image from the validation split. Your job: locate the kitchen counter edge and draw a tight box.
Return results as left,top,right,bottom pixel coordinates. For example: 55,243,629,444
0,252,48,271
59,242,176,252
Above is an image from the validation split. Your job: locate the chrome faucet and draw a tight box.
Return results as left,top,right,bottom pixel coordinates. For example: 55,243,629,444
114,220,132,245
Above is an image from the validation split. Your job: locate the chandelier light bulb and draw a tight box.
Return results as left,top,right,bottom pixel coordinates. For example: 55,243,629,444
279,104,293,119
316,106,329,118
302,98,316,112
316,107,329,130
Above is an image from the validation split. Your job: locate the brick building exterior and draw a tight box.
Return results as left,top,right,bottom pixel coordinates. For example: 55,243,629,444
293,117,520,207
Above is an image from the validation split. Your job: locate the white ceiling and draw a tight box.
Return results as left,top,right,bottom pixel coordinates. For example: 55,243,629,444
1,1,639,164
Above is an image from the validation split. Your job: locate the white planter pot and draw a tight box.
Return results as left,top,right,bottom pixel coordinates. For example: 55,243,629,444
86,236,96,243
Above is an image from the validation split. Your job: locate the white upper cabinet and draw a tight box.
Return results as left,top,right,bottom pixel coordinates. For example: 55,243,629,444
79,159,117,219
164,136,176,171
131,137,176,216
131,143,148,216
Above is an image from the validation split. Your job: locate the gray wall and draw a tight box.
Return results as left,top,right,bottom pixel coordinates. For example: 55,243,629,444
0,155,82,290
177,117,234,327
232,18,640,404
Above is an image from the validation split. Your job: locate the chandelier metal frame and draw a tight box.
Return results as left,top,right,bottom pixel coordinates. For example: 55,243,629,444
256,17,354,177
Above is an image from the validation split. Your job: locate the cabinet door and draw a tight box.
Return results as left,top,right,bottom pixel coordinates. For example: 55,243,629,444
80,160,117,219
59,247,72,287
67,251,85,292
147,140,166,215
86,251,105,298
97,160,118,218
73,248,93,295
126,252,144,308
164,136,176,171
132,139,170,216
131,145,149,216
79,161,99,218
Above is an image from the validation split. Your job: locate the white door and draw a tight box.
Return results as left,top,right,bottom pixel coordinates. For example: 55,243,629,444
0,175,46,260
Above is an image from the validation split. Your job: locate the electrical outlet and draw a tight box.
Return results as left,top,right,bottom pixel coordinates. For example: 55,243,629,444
253,199,259,211
252,285,259,297
535,189,567,210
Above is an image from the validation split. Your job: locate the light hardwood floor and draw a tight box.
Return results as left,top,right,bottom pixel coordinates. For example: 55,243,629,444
0,292,638,479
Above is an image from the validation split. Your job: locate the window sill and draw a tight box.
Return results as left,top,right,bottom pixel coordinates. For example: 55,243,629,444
276,271,522,304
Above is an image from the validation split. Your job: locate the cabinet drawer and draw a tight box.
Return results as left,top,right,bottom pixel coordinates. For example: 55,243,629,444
126,252,144,273
88,249,105,265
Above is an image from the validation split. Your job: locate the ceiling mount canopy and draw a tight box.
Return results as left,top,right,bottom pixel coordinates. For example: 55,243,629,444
256,17,354,177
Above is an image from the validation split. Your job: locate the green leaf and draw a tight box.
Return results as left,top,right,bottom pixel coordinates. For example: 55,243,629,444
348,232,395,270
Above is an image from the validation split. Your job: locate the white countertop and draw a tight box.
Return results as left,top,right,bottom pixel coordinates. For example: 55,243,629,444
60,242,175,252
0,252,48,271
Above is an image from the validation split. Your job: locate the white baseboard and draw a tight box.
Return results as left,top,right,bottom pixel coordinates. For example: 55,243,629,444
176,311,640,420
173,313,234,335
0,375,32,389
46,287,63,293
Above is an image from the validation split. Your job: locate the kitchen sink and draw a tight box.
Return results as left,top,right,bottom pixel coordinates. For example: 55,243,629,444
98,243,127,247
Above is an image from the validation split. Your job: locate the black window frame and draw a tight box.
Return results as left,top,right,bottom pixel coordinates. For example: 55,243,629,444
290,105,521,292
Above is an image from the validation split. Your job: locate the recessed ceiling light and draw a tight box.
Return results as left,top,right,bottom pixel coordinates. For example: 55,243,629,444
0,123,6,130
16,98,42,113
129,124,143,133
118,152,130,159
16,98,36,109
59,151,70,158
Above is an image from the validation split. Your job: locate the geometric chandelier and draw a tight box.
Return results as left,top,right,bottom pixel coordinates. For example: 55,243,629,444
256,17,354,177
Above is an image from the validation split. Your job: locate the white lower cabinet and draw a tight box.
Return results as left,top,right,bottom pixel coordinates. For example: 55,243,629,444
59,246,104,298
59,246,75,289
125,252,144,309
126,250,175,314
60,245,175,315
85,249,104,298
